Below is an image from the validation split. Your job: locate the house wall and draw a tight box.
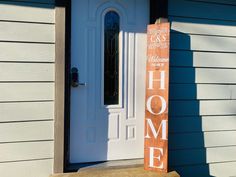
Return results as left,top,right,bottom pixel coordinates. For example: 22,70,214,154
0,1,55,177
169,0,236,176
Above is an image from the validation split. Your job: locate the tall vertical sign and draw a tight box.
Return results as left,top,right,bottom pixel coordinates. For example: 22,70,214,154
144,22,170,173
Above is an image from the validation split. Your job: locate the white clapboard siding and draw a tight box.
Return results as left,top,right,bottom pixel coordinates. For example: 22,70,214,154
169,146,236,166
0,159,53,177
170,100,236,116
0,63,54,81
169,131,236,149
209,161,236,177
0,121,54,142
200,100,236,116
0,2,55,23
0,42,55,62
174,161,236,177
0,141,53,162
170,68,236,84
169,0,236,176
170,116,236,132
171,19,236,37
0,102,54,122
171,50,236,68
0,22,55,43
170,84,236,100
171,33,236,52
0,83,54,102
169,0,236,21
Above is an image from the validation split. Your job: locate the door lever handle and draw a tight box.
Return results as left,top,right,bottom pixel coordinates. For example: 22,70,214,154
71,67,86,87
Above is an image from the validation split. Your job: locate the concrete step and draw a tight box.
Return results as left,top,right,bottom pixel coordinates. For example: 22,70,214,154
50,166,180,177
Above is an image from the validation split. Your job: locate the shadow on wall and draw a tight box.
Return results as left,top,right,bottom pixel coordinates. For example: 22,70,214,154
168,30,212,177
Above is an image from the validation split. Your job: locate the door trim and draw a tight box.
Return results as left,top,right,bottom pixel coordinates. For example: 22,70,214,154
54,0,168,173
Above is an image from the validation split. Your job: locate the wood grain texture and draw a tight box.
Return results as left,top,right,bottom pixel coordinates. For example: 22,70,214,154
0,121,54,142
0,141,53,162
144,23,170,173
0,42,55,62
0,83,54,101
0,22,55,42
0,63,54,81
0,159,53,177
0,1,55,23
0,101,54,122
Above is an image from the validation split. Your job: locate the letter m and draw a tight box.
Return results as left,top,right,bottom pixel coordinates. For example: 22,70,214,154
145,119,168,140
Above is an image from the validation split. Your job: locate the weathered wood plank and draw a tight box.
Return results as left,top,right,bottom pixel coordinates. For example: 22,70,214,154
170,50,236,68
0,1,55,23
0,121,54,142
0,63,54,81
171,33,236,52
0,141,53,162
0,42,54,62
170,68,236,84
169,0,236,21
169,131,236,149
169,146,236,166
170,100,236,116
170,116,236,132
0,83,54,102
0,102,54,122
0,159,53,177
0,22,55,43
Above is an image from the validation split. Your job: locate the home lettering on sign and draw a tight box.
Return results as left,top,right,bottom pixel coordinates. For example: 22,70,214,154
144,22,170,173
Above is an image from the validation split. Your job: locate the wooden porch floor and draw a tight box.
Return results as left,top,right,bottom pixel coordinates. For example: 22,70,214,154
50,166,180,177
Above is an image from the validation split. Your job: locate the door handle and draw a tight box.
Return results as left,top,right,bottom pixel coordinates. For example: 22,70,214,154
71,67,86,87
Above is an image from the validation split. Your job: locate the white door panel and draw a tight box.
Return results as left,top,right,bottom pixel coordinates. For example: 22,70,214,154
70,0,149,163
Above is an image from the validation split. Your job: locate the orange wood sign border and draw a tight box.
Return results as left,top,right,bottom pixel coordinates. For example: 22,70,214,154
144,22,170,173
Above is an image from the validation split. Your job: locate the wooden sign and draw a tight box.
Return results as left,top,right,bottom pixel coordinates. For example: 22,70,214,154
144,22,170,173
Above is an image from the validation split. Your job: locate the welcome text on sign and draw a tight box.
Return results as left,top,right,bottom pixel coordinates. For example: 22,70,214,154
144,23,170,173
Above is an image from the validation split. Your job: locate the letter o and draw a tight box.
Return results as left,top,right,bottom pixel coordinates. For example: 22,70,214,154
147,95,167,115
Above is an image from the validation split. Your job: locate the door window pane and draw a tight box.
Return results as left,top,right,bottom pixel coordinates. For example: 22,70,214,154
104,11,120,105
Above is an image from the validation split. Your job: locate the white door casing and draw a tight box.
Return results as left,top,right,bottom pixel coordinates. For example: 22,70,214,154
70,0,149,163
